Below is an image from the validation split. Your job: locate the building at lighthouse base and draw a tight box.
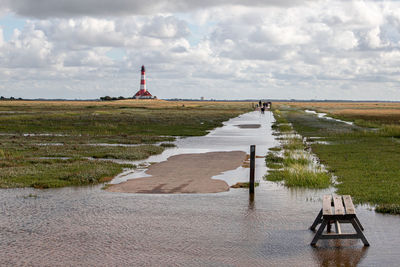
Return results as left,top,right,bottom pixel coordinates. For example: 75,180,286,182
133,89,153,99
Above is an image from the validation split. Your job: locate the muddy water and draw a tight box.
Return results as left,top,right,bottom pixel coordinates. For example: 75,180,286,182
1,111,400,266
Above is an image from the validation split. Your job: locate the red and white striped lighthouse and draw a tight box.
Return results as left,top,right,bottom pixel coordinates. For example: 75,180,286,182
133,65,153,99
140,65,146,92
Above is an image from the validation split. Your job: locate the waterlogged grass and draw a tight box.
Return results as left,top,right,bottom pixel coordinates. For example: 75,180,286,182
266,162,283,169
283,151,312,166
274,102,400,214
0,100,252,188
0,158,133,189
265,119,331,189
282,137,304,150
269,146,282,152
268,166,331,189
375,204,400,215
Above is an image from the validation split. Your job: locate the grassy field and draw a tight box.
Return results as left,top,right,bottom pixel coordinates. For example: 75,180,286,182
270,102,400,214
0,100,252,188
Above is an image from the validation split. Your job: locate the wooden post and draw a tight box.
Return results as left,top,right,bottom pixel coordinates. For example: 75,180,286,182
249,145,255,194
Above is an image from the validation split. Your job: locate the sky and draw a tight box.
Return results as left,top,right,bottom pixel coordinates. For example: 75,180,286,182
0,0,400,100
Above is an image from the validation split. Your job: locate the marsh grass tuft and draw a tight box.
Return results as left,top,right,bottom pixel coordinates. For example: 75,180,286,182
266,162,283,169
375,204,400,215
265,152,283,164
283,165,331,188
159,143,176,148
282,137,304,150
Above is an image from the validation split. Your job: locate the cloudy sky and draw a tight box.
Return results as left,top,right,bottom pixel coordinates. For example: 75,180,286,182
0,0,399,100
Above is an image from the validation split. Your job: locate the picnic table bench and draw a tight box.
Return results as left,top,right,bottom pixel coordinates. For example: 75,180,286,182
310,195,369,246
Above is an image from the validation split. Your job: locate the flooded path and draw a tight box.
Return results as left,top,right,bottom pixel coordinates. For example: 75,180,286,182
1,111,400,266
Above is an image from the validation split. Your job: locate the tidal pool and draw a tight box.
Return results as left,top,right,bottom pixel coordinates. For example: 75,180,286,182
1,111,399,266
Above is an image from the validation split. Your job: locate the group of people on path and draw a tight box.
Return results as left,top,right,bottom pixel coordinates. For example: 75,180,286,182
255,100,272,113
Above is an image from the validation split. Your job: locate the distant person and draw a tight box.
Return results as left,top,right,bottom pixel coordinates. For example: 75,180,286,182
259,100,262,107
261,107,265,114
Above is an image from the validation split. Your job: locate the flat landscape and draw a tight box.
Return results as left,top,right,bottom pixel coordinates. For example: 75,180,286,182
268,101,400,214
0,100,252,188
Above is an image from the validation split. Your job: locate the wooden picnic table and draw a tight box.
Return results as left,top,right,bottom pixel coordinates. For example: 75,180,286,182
310,195,369,246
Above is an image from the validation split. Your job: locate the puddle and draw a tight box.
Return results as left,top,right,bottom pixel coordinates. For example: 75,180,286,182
305,109,354,125
1,111,399,266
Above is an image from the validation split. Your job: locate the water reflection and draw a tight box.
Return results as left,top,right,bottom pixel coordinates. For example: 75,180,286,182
312,245,368,266
248,193,255,210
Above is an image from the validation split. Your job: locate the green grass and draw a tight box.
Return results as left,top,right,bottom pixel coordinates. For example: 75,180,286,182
375,204,400,215
269,146,282,152
283,151,311,166
266,162,283,169
266,167,331,188
313,137,400,207
0,158,133,189
265,152,284,164
275,104,400,214
159,143,176,148
282,137,304,150
1,141,164,160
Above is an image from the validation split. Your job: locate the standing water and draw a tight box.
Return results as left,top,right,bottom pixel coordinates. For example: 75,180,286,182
1,111,399,266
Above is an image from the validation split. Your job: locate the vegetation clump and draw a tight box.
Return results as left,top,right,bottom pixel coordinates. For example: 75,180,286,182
231,182,260,188
375,204,400,215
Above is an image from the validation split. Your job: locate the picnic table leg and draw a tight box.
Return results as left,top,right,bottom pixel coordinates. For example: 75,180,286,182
354,216,365,231
309,209,322,231
311,220,327,246
350,218,370,246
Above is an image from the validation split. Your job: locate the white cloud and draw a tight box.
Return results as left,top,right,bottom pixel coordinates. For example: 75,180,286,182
0,27,4,46
1,27,53,68
1,0,313,18
366,27,382,48
141,16,189,39
332,30,358,50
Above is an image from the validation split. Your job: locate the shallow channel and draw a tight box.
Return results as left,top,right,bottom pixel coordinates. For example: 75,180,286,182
1,111,399,266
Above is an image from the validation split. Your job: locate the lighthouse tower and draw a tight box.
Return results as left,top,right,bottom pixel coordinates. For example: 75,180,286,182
140,65,146,92
133,65,153,99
